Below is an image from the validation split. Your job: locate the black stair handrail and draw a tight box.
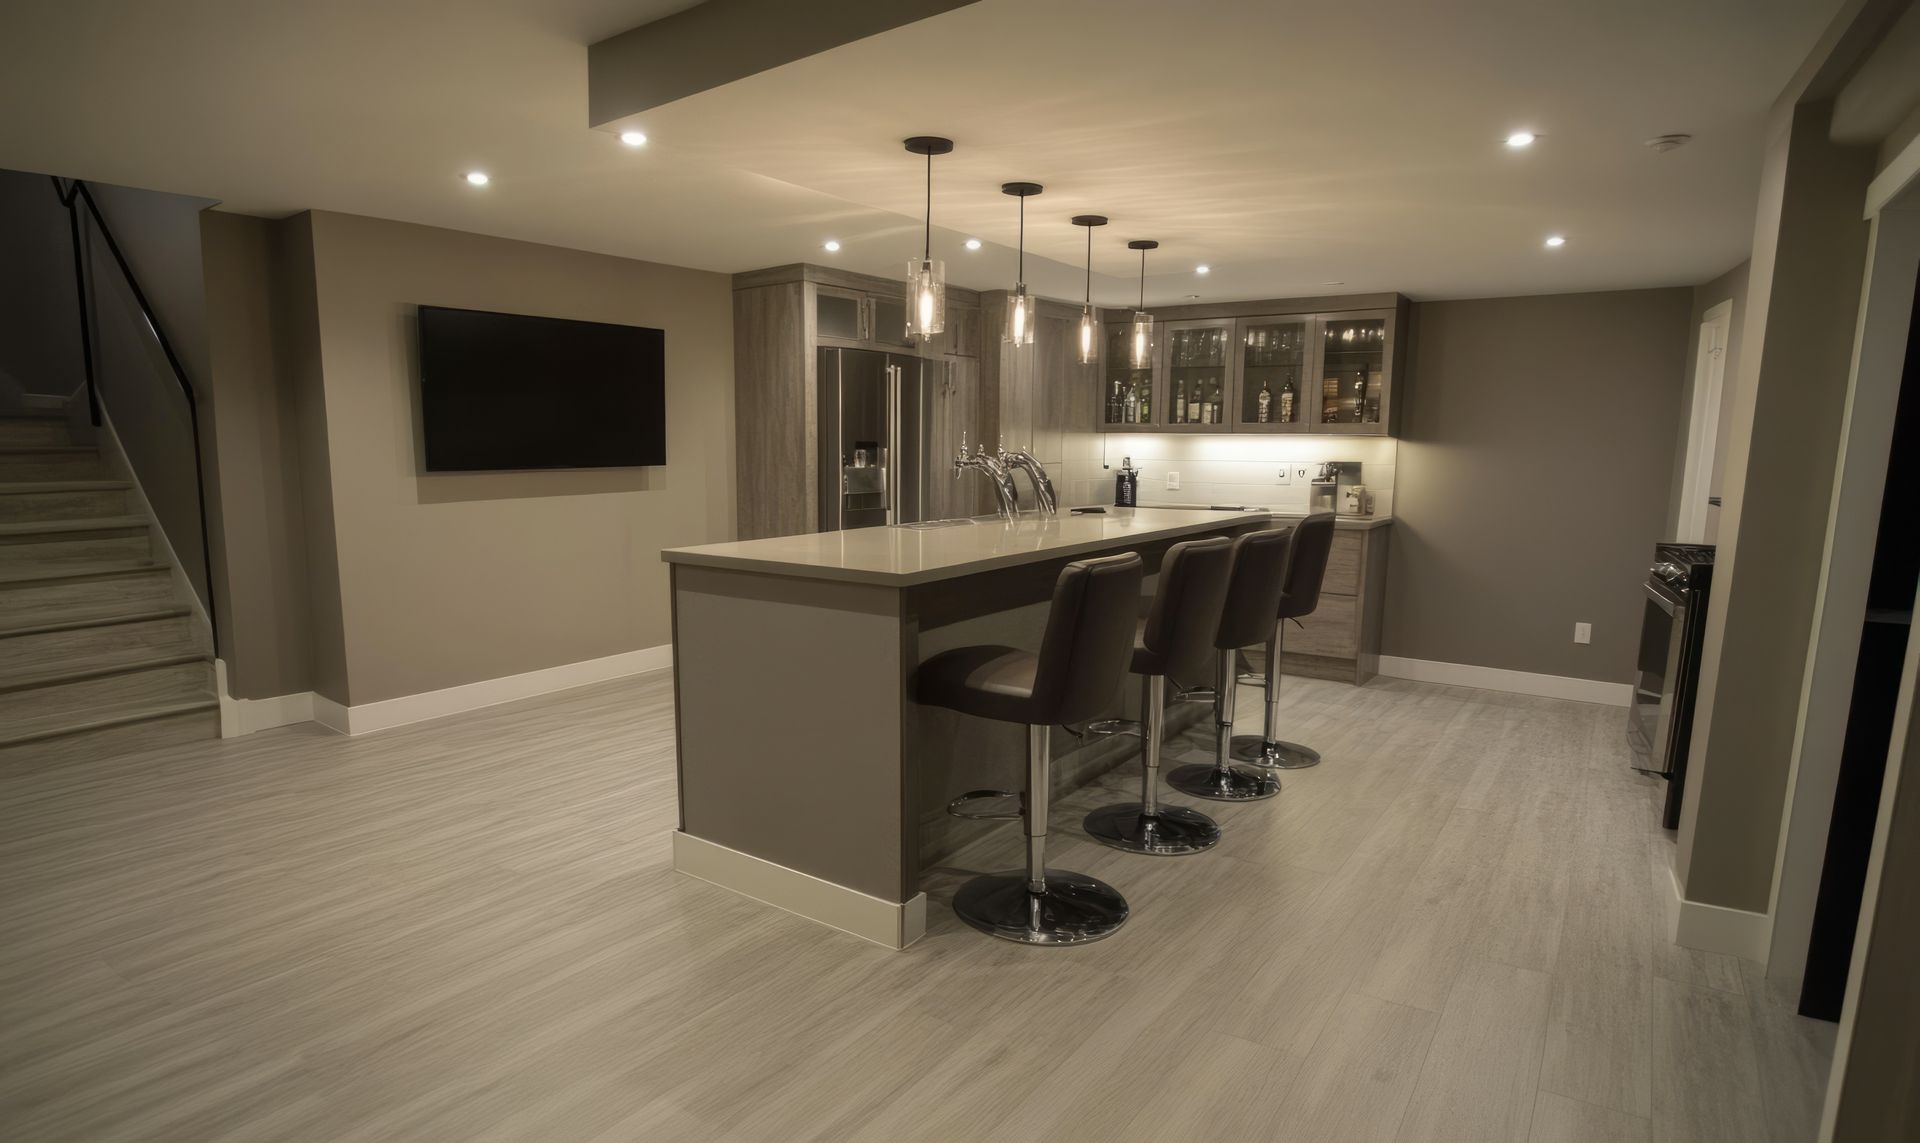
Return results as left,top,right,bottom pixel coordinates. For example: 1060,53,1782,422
50,175,219,655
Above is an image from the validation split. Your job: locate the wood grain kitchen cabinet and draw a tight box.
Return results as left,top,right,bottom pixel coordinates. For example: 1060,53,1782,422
1252,522,1391,685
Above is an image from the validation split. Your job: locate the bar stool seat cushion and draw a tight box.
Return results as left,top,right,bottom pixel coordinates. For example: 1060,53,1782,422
917,644,1041,726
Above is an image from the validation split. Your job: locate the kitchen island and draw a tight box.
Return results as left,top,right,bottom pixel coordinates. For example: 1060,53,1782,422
661,507,1270,948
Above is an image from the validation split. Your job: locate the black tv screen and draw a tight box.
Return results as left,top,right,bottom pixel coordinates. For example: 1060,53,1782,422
418,305,665,471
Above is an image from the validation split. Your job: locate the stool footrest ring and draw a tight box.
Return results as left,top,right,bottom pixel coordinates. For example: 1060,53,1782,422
946,789,1023,820
1081,718,1141,739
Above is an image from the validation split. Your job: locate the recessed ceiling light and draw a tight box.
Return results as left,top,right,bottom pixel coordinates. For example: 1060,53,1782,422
464,171,489,187
964,238,982,250
1545,234,1567,247
620,131,648,147
822,239,841,252
1323,281,1345,286
1506,131,1537,148
1185,294,1202,300
1195,265,1210,275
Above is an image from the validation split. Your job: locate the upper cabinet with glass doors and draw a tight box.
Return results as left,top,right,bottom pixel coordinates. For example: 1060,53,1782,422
1093,296,1404,437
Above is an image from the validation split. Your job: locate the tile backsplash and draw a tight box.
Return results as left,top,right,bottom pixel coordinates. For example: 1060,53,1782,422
1055,432,1397,516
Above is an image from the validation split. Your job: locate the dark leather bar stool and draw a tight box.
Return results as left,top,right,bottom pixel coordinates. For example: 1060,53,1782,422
1233,511,1338,770
917,551,1145,945
1166,526,1295,802
1083,535,1235,855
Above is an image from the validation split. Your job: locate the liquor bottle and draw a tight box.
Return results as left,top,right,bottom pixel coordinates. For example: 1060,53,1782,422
1171,377,1186,424
1279,377,1295,422
1201,396,1214,424
1123,384,1138,424
1257,380,1272,423
1108,379,1122,423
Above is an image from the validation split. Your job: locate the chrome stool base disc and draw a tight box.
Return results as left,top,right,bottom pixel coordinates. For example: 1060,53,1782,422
952,870,1130,945
1230,735,1322,769
1165,762,1280,801
1083,803,1222,855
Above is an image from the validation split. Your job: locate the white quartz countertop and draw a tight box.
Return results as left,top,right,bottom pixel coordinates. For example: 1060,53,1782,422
1132,502,1395,531
661,507,1270,587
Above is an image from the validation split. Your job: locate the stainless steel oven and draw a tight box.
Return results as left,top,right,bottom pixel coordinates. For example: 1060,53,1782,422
1628,543,1714,827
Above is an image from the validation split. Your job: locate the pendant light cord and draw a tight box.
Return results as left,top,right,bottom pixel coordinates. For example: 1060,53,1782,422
1084,225,1092,304
923,151,932,262
1138,247,1147,309
1017,196,1025,282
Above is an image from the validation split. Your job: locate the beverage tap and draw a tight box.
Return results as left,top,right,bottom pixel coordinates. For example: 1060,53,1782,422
997,446,1058,515
953,440,1020,520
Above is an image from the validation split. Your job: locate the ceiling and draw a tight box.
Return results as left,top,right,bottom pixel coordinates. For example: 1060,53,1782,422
0,0,1842,306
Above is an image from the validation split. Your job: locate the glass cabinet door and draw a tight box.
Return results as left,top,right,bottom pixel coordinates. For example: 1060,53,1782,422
1316,315,1389,427
1101,323,1157,428
1235,317,1310,431
815,286,865,341
1163,320,1232,429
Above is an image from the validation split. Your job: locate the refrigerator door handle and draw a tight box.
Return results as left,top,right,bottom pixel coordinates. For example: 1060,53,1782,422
885,363,900,525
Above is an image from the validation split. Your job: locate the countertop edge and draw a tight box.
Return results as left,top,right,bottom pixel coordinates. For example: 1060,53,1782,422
662,510,1272,587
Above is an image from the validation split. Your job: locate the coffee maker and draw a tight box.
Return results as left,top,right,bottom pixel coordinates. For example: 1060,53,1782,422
1310,462,1363,515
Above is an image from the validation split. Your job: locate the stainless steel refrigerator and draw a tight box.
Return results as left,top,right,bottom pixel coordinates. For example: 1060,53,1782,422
817,347,957,531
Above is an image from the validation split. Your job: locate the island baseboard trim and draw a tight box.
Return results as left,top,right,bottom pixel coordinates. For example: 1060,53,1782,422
1376,655,1631,706
672,831,928,950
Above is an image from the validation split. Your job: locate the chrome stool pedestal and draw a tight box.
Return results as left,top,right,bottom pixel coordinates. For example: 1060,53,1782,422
1167,647,1281,802
954,726,1129,945
1230,623,1321,769
1084,675,1221,855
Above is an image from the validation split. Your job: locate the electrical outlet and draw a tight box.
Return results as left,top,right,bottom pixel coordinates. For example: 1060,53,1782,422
1574,622,1592,645
1166,471,1181,490
1295,466,1312,482
1274,467,1292,485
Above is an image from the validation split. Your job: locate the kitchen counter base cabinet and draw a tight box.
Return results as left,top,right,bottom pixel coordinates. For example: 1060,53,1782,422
1244,521,1392,686
664,508,1265,948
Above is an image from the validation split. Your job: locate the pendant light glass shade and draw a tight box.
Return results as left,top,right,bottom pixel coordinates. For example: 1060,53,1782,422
1126,239,1158,369
903,136,953,339
1129,311,1154,368
1072,214,1107,365
906,258,946,340
1001,183,1042,346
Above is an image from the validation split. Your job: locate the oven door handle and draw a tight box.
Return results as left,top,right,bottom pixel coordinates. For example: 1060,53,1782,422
1644,581,1679,615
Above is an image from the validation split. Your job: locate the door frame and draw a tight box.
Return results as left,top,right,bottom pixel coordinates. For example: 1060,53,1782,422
1678,300,1733,543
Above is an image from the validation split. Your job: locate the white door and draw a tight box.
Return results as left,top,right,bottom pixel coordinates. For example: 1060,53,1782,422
1678,301,1732,543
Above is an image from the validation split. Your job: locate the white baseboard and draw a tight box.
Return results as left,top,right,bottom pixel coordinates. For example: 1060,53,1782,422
220,644,671,738
1376,655,1632,706
672,831,927,950
1666,863,1772,964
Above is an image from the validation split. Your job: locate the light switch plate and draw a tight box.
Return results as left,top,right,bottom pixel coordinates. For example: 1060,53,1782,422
1274,467,1292,485
1166,471,1181,490
1574,622,1592,645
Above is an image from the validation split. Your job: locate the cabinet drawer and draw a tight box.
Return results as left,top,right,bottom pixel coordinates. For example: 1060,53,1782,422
1322,531,1362,596
1288,593,1358,659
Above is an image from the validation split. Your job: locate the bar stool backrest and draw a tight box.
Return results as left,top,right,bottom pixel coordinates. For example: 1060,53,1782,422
1214,526,1296,651
1277,512,1338,620
1142,535,1234,682
1030,551,1146,726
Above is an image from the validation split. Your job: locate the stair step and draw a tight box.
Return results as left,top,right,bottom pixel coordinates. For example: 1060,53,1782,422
0,558,160,586
0,481,132,524
0,702,220,763
1,606,190,639
0,448,110,481
0,566,175,629
0,517,150,568
0,658,211,727
0,613,205,688
0,419,76,447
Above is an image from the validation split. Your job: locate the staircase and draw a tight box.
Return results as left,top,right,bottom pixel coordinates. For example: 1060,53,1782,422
0,407,218,762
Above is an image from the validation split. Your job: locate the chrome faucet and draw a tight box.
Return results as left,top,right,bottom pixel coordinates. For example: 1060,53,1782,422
954,444,1020,520
998,447,1057,515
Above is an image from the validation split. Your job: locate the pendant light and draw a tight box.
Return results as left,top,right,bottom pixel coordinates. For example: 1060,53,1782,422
1127,240,1158,369
903,136,953,339
1072,214,1108,364
1001,182,1043,345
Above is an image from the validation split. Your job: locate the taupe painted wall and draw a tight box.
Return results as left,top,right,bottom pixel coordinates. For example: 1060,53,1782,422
0,168,83,398
300,211,735,705
1676,101,1877,913
1663,261,1750,540
1382,289,1692,683
199,211,317,700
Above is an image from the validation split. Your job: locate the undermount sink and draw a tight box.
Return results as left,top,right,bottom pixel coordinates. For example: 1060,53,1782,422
899,518,977,530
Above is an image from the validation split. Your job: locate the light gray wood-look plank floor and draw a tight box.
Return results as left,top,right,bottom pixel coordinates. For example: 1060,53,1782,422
0,671,1833,1142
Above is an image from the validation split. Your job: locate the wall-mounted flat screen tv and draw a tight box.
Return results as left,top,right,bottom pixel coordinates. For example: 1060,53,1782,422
418,305,666,472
